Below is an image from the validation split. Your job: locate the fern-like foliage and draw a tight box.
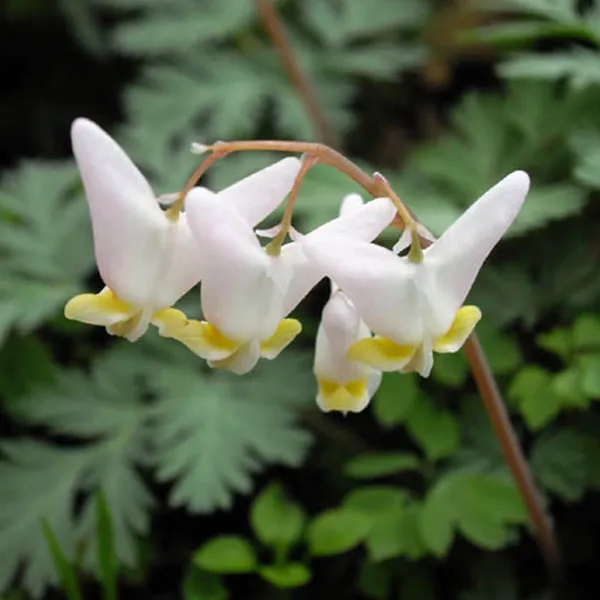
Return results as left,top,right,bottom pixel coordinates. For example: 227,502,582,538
0,336,313,596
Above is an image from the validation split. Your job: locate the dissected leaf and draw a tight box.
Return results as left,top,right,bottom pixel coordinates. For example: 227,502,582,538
152,354,313,513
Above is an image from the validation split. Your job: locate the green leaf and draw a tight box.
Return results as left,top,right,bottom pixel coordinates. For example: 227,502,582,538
95,493,117,600
476,323,522,375
0,348,155,596
537,327,573,359
250,484,305,552
182,569,228,600
406,397,460,461
480,0,579,23
509,366,562,429
418,481,455,556
431,351,469,387
345,453,420,479
259,564,311,589
193,536,257,574
366,502,426,561
343,486,407,514
499,49,600,89
373,372,420,427
579,354,600,396
301,0,429,46
151,352,312,513
508,184,587,236
41,519,82,600
0,161,93,343
419,472,527,555
307,508,372,556
530,429,599,501
573,314,600,349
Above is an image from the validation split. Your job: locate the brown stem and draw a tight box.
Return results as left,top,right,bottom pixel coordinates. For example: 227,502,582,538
464,335,562,578
255,0,339,147
267,154,319,254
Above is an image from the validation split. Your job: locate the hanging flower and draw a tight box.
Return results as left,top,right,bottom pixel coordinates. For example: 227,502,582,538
313,194,404,413
64,118,301,341
303,171,530,377
155,191,396,374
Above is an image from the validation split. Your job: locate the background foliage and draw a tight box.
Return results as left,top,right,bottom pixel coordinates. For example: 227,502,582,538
1,0,600,598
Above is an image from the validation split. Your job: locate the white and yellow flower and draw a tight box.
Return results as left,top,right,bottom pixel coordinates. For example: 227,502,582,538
155,191,397,374
64,118,301,341
303,171,530,377
312,194,403,413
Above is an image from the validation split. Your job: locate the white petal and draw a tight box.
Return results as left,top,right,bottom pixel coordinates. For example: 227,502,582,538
303,236,428,344
71,118,181,308
314,290,371,383
186,189,282,341
311,197,395,242
280,197,397,316
425,171,529,318
217,157,302,226
339,193,364,215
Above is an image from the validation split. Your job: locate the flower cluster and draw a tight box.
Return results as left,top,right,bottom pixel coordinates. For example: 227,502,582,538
65,118,530,413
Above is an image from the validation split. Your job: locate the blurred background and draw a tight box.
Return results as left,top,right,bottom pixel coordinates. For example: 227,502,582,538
1,0,600,598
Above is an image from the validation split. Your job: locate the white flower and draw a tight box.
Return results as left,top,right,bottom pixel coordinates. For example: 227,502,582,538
155,191,396,375
313,194,396,413
64,117,301,341
303,171,530,377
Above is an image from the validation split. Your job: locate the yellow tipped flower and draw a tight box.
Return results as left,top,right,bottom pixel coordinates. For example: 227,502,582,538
64,118,302,341
303,171,530,377
156,191,397,375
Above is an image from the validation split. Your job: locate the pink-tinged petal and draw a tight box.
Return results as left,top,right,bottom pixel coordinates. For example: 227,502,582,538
425,171,529,320
303,236,427,344
186,189,282,341
71,118,173,308
217,157,302,226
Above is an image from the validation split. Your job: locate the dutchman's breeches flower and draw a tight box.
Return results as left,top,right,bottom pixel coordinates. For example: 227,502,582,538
313,194,400,413
64,118,302,341
303,171,530,378
156,191,396,375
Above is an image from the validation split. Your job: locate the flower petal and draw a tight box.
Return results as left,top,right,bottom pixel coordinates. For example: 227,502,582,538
348,336,417,372
260,319,302,359
217,157,302,226
311,197,396,242
316,378,371,414
153,308,240,360
401,340,434,378
302,236,427,343
186,189,283,341
208,340,261,375
433,305,482,353
339,193,364,215
425,171,529,318
65,287,136,326
71,119,169,302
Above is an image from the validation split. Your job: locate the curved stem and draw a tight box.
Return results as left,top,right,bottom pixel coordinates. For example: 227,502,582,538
255,0,339,147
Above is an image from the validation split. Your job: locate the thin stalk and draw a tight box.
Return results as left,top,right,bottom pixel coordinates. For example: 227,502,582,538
255,0,338,147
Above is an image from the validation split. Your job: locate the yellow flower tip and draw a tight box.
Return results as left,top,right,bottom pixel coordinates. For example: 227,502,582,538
347,336,417,372
152,310,240,360
261,318,302,359
64,289,135,326
434,305,482,354
317,378,370,414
